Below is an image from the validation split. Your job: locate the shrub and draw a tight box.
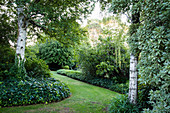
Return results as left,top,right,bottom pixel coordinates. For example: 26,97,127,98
0,46,15,80
78,47,99,77
37,40,73,70
78,37,130,80
109,81,129,94
0,77,70,107
96,61,117,78
24,47,51,78
109,95,141,113
137,83,153,110
25,57,50,78
57,69,82,78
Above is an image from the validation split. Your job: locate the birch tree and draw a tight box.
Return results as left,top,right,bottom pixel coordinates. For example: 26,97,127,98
99,0,141,104
128,10,140,104
4,0,95,63
16,6,27,61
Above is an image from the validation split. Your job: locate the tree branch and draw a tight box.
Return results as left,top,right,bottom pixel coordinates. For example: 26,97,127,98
34,0,40,3
121,12,133,23
29,19,47,31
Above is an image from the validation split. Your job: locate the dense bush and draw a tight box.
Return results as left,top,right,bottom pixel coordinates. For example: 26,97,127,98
0,77,70,107
136,1,169,112
0,46,71,108
0,46,51,80
37,40,73,70
57,69,128,94
78,47,98,77
137,83,153,110
24,47,50,78
78,37,129,80
109,95,141,113
25,58,50,78
109,82,129,94
96,62,116,78
0,46,15,80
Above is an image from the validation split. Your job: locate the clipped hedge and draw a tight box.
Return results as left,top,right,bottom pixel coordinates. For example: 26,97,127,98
0,77,70,107
57,69,128,94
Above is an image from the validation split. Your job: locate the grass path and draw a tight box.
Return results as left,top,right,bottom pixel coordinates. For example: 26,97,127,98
1,71,121,113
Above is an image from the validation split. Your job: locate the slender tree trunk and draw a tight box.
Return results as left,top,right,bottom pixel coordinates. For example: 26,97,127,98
118,46,121,69
16,7,27,63
128,53,138,104
128,12,140,104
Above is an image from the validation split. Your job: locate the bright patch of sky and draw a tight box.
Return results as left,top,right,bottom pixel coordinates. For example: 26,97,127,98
79,2,130,27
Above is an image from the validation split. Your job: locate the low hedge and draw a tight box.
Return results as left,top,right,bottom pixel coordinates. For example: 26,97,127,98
0,77,70,107
57,69,128,94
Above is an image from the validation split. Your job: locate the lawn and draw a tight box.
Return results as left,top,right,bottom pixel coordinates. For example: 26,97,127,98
1,71,121,113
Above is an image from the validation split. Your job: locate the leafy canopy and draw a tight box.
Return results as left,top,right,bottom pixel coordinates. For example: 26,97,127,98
1,0,96,44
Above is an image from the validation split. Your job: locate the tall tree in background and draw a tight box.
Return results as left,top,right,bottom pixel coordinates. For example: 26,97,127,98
1,0,95,62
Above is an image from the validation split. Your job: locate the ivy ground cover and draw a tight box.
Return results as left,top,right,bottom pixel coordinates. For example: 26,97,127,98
1,71,121,113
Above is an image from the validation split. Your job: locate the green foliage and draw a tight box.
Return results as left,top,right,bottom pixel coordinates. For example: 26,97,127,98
109,0,169,112
96,62,116,78
0,46,15,80
128,23,141,56
24,47,51,78
57,69,128,94
109,95,141,113
9,56,27,79
109,81,129,94
78,16,129,79
0,47,27,80
1,71,120,112
78,46,99,77
2,0,95,40
0,45,51,80
0,77,70,107
136,1,170,112
62,65,70,69
0,4,17,46
37,40,73,70
78,36,129,78
57,69,82,78
25,58,50,78
138,83,153,110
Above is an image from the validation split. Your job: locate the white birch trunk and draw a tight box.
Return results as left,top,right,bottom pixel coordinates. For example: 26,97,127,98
16,7,27,62
128,53,138,104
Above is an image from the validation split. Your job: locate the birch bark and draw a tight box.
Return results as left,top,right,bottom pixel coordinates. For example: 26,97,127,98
128,11,140,104
16,7,27,62
128,53,138,104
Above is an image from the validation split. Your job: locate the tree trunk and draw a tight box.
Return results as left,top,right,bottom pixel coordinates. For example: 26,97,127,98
16,7,27,63
128,12,140,104
128,53,138,104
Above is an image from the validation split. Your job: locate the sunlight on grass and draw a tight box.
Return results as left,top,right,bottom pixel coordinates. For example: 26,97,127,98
1,71,121,113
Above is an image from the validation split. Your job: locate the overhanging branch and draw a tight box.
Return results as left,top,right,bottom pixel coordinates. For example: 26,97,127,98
29,19,47,31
